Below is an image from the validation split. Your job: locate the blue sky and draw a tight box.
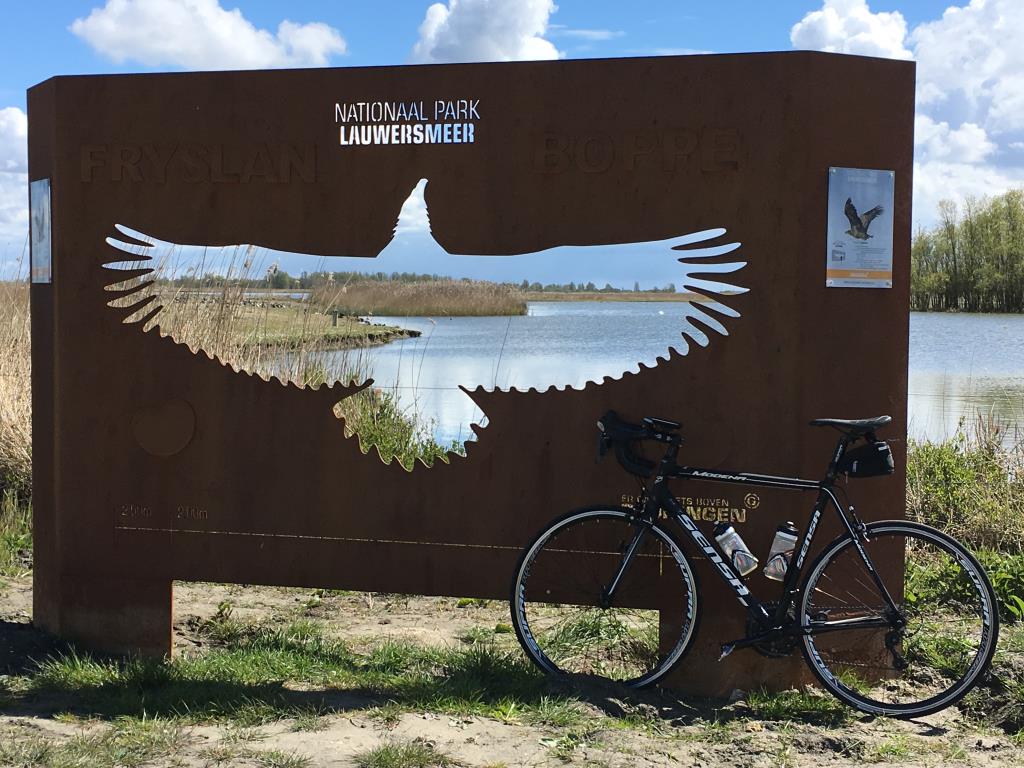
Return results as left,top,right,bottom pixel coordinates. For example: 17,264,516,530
0,0,956,104
2,0,1022,279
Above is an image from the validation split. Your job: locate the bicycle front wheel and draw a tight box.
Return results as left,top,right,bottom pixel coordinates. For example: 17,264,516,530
511,506,699,688
800,521,998,717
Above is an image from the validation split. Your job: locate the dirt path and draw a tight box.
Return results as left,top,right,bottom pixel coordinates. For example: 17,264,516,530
2,577,1021,767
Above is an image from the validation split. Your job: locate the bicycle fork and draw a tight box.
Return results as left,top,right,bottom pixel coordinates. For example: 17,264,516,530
599,523,649,609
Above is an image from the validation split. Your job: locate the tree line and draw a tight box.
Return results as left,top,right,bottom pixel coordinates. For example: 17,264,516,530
163,268,678,294
912,189,1024,312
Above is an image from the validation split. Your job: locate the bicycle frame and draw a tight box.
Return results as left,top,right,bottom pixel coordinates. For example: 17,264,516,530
605,432,902,650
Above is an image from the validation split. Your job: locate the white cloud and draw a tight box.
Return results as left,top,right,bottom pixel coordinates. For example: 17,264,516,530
0,107,28,251
913,160,1023,227
915,116,995,165
0,107,27,173
792,0,1024,226
410,0,560,64
549,26,623,42
790,0,911,60
71,0,346,70
0,172,28,251
910,0,1024,135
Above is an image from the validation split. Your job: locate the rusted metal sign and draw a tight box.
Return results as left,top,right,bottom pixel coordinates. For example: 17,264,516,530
28,52,914,695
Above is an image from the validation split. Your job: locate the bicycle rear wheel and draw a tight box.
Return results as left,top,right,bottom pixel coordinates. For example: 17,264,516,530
511,506,699,688
799,521,998,717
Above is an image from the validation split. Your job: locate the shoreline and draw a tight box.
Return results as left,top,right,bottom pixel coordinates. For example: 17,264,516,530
250,323,421,351
524,291,730,303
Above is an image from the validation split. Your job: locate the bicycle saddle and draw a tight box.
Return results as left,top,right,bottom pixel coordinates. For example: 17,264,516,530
809,415,891,434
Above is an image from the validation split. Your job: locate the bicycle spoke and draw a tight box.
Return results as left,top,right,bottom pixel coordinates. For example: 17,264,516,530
801,523,997,716
512,509,697,687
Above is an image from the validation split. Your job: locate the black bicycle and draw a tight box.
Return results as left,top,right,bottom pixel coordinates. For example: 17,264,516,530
510,411,999,718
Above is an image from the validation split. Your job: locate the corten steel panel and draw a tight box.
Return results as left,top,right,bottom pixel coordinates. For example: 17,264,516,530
28,52,914,696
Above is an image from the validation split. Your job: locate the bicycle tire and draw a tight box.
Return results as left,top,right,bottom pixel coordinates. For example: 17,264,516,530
510,506,699,688
799,520,998,717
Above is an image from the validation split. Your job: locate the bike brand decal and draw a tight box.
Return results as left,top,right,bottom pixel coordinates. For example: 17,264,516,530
794,508,822,569
690,470,751,482
676,513,750,601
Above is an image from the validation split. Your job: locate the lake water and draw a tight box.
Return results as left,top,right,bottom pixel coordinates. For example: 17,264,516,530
909,313,1024,442
330,303,1024,447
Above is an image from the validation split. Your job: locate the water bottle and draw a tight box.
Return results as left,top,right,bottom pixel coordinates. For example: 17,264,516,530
713,523,758,577
763,521,800,581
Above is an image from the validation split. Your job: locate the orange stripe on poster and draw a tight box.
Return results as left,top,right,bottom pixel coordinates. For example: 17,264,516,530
825,269,892,280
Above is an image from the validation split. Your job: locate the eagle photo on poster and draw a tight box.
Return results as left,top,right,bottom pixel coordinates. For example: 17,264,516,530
102,178,748,455
843,198,884,241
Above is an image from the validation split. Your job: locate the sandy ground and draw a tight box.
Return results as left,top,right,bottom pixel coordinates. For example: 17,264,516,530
2,577,1022,767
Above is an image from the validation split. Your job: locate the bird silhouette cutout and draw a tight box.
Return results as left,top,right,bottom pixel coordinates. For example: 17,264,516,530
844,198,884,240
102,178,748,450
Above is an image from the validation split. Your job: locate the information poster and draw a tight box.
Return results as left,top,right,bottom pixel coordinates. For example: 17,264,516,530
30,178,52,284
825,167,895,288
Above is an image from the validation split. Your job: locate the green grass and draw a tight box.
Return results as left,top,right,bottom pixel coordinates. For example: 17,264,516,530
959,622,1024,736
0,716,187,768
865,734,913,762
252,748,312,768
157,295,414,350
538,729,605,762
336,386,461,469
744,688,850,726
289,709,328,732
906,546,1024,623
0,489,31,577
455,597,489,608
530,608,658,680
9,621,568,726
457,626,494,645
353,740,459,768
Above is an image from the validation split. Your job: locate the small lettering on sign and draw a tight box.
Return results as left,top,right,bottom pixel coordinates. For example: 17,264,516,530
175,505,209,521
80,143,316,184
117,503,152,519
536,128,741,175
621,494,749,524
333,99,481,147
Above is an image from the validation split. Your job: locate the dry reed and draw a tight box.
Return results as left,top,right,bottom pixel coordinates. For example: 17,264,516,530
0,244,457,482
0,279,31,495
104,247,453,467
313,279,527,317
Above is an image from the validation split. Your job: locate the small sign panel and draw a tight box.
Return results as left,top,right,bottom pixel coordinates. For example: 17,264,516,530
826,167,895,288
30,178,52,284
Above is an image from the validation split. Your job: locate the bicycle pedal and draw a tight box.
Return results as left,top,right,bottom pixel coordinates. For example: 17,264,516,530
718,644,735,662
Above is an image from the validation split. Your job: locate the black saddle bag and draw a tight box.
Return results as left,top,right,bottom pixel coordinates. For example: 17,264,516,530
839,440,894,478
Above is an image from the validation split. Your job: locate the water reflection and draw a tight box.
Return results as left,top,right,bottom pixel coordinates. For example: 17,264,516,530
908,373,1024,444
909,313,1024,444
332,302,699,446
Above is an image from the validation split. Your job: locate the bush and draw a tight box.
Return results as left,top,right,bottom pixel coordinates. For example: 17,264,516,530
906,426,1024,553
907,547,1024,622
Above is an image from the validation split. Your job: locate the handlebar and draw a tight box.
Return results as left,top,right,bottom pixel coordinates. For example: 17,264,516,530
596,410,680,478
